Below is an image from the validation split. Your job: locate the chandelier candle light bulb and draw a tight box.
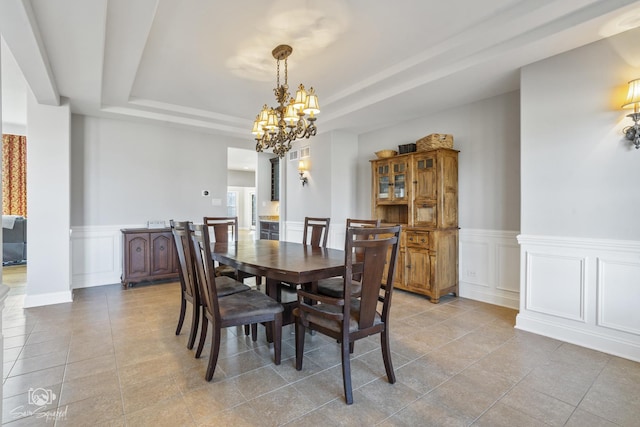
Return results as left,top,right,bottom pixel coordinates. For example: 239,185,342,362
252,45,320,158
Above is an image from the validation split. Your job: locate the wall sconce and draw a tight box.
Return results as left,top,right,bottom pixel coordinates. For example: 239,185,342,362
298,160,308,186
622,78,640,150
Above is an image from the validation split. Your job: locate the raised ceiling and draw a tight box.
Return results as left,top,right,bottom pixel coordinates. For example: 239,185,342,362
3,0,640,142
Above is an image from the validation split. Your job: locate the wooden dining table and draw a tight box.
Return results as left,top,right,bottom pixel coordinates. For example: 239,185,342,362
211,240,347,327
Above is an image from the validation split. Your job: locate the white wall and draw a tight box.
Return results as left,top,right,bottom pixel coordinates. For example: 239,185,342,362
517,26,640,361
521,29,640,240
26,93,72,307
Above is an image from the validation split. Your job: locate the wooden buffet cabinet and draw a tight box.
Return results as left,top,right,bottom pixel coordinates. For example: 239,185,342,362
372,148,458,303
121,228,179,288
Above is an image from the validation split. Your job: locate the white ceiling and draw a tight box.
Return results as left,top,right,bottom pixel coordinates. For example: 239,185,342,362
3,0,640,171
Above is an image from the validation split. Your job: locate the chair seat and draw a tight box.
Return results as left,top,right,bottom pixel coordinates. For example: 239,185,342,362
293,299,382,333
316,277,361,298
220,290,283,322
215,275,251,297
215,264,236,278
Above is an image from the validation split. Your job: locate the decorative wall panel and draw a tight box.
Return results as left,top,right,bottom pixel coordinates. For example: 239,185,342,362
525,253,585,322
597,257,640,335
459,229,520,309
517,235,640,362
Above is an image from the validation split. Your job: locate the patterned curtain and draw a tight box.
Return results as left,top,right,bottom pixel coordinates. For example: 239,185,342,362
2,134,27,217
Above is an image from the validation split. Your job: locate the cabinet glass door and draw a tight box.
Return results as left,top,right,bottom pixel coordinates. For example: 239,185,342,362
377,163,390,199
393,162,406,199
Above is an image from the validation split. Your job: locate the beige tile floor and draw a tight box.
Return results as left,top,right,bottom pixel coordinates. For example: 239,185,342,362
2,270,640,426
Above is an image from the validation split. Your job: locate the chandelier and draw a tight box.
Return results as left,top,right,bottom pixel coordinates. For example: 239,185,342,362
252,45,320,158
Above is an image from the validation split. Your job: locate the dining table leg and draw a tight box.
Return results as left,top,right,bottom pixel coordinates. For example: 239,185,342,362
265,277,280,343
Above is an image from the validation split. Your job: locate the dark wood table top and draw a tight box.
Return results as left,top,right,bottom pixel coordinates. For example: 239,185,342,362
211,240,346,285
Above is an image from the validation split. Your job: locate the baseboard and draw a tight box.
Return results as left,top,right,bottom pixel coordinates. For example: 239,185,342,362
459,281,519,309
24,290,73,308
516,312,640,362
72,273,121,288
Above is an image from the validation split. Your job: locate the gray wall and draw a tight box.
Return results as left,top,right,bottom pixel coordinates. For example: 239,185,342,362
356,90,521,232
228,170,255,187
521,26,640,240
284,135,333,221
71,115,250,226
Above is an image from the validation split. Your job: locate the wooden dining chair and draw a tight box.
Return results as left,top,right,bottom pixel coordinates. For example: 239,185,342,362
279,216,331,294
203,217,239,278
171,220,251,350
190,223,284,381
316,218,382,298
204,216,262,288
303,217,331,248
293,225,401,404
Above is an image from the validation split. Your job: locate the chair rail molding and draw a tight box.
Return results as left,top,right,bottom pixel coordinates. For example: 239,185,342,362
459,228,520,309
517,234,640,362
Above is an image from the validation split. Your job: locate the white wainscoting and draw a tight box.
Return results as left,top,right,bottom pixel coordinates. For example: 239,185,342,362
70,224,140,288
517,234,640,362
286,223,520,309
459,229,520,309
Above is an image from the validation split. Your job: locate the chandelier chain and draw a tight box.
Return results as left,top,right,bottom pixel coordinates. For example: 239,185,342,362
284,57,288,87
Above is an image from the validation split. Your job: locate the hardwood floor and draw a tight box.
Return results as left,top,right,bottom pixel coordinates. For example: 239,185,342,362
1,264,26,296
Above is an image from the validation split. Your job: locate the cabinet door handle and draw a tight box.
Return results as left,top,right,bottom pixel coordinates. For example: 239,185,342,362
159,246,165,251
421,239,426,242
136,247,142,253
422,204,428,208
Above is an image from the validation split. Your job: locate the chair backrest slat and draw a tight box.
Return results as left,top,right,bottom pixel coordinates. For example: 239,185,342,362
346,218,381,228
204,217,238,243
344,226,400,330
303,217,330,248
345,219,381,281
171,220,198,299
190,223,221,321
